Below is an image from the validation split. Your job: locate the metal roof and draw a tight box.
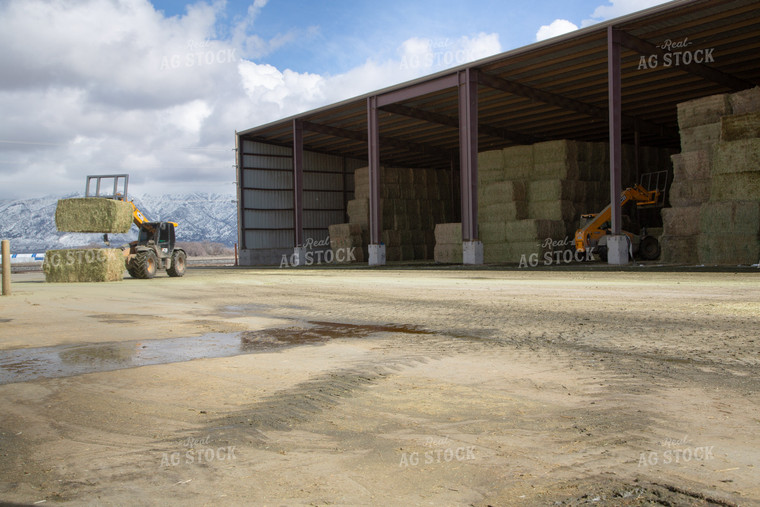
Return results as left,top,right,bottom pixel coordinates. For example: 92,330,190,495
238,0,760,169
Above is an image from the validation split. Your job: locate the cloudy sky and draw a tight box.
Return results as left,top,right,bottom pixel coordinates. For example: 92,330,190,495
0,0,670,200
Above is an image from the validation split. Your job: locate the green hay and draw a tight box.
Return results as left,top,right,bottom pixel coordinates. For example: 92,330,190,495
661,206,701,237
528,180,578,202
698,233,760,265
711,139,760,175
680,123,722,153
478,222,506,244
328,223,362,238
670,180,711,207
729,86,760,116
531,161,580,181
660,235,700,265
347,199,369,226
710,173,760,202
671,151,711,182
43,248,125,283
434,243,462,264
527,200,578,221
677,93,731,129
720,112,760,141
505,219,566,242
699,201,760,235
55,198,134,234
481,180,527,205
480,201,528,223
478,149,505,170
434,223,461,244
532,140,579,165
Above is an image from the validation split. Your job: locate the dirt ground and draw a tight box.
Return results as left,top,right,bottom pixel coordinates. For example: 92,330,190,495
0,266,759,506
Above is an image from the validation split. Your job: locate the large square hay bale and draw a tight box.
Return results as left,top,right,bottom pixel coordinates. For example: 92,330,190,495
699,201,760,235
347,199,369,226
478,149,504,169
328,223,362,238
660,236,700,265
680,123,722,152
729,87,760,115
527,180,578,202
55,198,134,233
720,112,760,141
532,140,579,164
483,242,509,264
677,93,731,129
481,180,527,205
662,206,701,237
43,248,125,282
710,173,760,201
527,200,578,222
698,233,760,265
505,219,566,242
434,223,461,244
711,139,760,175
671,151,711,181
670,180,711,207
434,243,463,263
479,222,506,244
480,201,528,223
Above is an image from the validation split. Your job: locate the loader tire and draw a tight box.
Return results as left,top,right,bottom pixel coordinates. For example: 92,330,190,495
167,250,186,277
131,250,157,279
639,235,660,261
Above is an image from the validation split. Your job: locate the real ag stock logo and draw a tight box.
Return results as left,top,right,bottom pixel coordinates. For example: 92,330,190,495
637,38,715,70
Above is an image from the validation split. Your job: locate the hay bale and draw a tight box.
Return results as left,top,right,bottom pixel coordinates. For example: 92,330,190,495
680,123,722,152
480,202,528,223
502,145,534,179
671,151,711,181
533,140,579,164
720,112,760,141
531,161,580,181
729,87,760,115
483,242,509,264
55,198,134,233
710,173,760,201
347,199,369,226
662,206,701,237
505,219,566,242
478,149,504,169
660,236,700,264
434,243,462,264
479,222,506,244
434,223,461,244
698,233,760,265
43,248,125,282
699,201,760,235
527,180,578,202
481,181,527,205
670,180,711,207
711,139,760,175
328,223,362,238
385,246,402,262
527,200,577,221
677,93,731,129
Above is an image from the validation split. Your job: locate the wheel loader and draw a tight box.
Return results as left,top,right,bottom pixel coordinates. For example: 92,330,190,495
87,174,186,279
574,172,667,262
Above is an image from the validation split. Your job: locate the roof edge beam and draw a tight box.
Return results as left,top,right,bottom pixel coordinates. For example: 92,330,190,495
376,73,459,107
301,120,453,161
613,29,753,92
380,103,541,145
478,71,675,139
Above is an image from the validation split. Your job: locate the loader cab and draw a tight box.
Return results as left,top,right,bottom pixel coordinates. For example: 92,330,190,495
138,222,176,258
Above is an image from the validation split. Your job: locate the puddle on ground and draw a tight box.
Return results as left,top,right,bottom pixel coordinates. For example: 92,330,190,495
0,322,433,385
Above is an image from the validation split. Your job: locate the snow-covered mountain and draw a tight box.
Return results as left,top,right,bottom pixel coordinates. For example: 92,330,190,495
0,193,237,253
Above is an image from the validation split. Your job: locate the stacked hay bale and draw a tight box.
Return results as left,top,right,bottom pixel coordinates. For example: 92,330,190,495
697,87,760,264
43,248,125,282
433,223,462,263
328,223,365,263
55,198,134,233
343,166,453,261
660,94,729,263
47,198,132,282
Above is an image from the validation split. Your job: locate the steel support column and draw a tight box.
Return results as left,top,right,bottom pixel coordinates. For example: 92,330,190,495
368,96,382,245
458,68,478,242
608,27,623,236
292,119,304,248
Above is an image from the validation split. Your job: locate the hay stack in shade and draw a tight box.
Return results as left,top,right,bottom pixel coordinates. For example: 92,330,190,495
43,248,125,282
328,223,365,263
55,198,134,233
433,223,462,263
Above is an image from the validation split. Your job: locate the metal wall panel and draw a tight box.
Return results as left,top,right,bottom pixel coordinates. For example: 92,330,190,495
244,209,294,229
243,155,292,170
243,189,294,209
245,229,293,249
303,151,344,172
303,210,345,229
303,171,343,190
243,169,293,190
303,191,344,209
243,140,291,156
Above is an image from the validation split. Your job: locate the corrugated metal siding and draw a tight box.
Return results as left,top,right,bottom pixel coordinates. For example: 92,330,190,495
239,140,363,259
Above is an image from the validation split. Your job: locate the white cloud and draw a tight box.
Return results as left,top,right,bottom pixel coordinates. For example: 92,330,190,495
536,19,580,42
0,0,502,200
582,0,671,27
